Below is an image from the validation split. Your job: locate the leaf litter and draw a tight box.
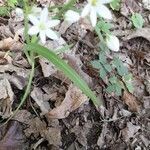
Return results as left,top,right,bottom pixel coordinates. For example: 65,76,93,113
0,0,150,149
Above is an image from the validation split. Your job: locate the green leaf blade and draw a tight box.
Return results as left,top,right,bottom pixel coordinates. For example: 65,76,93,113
25,43,101,106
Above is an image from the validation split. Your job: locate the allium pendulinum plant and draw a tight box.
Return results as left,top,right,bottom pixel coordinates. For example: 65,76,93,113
2,0,102,125
2,0,133,125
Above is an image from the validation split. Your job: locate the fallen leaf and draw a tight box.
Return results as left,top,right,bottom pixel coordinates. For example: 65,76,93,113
0,64,30,78
39,57,57,77
41,127,62,147
121,122,140,142
24,117,47,138
0,121,28,150
0,78,14,118
48,84,88,119
97,124,108,148
124,28,150,42
0,73,26,90
120,0,142,17
122,91,141,112
0,38,14,51
0,37,23,51
31,87,51,114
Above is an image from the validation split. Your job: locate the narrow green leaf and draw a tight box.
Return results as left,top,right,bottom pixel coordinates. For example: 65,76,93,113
25,43,101,106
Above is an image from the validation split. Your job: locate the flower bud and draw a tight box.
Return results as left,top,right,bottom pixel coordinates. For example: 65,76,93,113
106,35,120,52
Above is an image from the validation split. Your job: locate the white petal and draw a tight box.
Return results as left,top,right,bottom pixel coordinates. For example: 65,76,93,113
31,6,41,14
40,7,48,23
65,10,80,23
96,5,112,19
90,7,97,27
47,20,60,28
101,0,113,4
31,6,41,17
28,15,39,25
106,35,119,52
40,31,46,44
15,8,24,17
28,26,39,35
81,4,91,17
46,29,59,40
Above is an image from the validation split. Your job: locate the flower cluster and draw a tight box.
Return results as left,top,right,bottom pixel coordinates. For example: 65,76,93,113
26,1,119,51
65,0,119,51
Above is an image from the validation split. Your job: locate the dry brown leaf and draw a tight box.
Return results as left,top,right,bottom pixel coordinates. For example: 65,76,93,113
0,121,28,150
31,87,51,114
122,91,141,112
41,127,62,147
121,122,140,142
0,37,23,51
124,28,150,42
0,78,14,118
48,84,88,119
120,0,142,17
0,38,14,50
39,57,57,77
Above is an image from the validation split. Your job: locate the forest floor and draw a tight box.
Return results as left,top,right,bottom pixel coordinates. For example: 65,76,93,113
0,0,150,150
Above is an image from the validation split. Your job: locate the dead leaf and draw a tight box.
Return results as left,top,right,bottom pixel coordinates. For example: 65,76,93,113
0,78,14,118
0,73,26,90
0,64,30,79
0,38,14,51
31,87,51,114
48,84,88,119
41,127,62,147
0,121,28,150
120,0,142,17
121,122,140,142
97,124,108,148
39,57,57,77
122,91,141,112
124,28,150,42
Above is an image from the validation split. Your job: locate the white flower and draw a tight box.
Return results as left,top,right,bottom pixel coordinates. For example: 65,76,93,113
106,34,119,52
30,6,42,18
28,7,60,44
15,7,24,18
81,0,113,27
65,10,80,24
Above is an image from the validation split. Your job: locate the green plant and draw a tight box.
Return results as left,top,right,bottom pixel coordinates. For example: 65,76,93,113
0,0,18,16
26,43,100,106
131,13,144,29
92,22,134,96
110,0,121,11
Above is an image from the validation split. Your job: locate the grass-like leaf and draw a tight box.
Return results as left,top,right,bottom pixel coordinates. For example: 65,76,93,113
25,43,101,106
